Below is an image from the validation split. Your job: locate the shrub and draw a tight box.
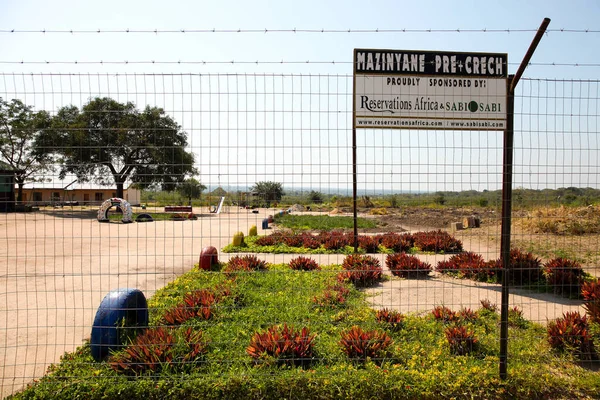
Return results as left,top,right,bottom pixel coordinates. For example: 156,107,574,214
246,324,316,366
339,254,383,287
508,306,528,329
386,253,432,279
506,249,543,286
547,312,597,360
312,283,350,309
322,231,351,250
412,230,463,253
224,255,268,273
162,289,216,325
544,258,586,297
339,326,393,362
289,256,321,271
432,306,457,323
255,232,285,246
282,232,304,248
457,307,478,322
480,299,498,313
358,235,380,253
445,325,478,355
375,308,405,331
581,280,600,323
436,252,491,281
110,327,207,375
298,232,322,249
379,232,413,253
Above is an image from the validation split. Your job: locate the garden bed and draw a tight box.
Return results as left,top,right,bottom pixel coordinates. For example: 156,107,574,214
12,256,600,399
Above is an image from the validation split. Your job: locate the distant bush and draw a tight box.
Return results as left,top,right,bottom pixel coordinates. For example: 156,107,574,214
386,253,432,279
544,258,586,297
339,254,383,287
412,230,463,253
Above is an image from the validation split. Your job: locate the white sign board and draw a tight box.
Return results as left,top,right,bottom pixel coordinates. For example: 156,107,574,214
353,49,508,130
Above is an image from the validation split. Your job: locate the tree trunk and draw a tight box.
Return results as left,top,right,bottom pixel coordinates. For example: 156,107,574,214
17,182,24,203
116,182,124,199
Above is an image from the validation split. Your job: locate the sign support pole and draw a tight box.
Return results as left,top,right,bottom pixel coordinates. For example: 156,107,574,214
499,17,550,380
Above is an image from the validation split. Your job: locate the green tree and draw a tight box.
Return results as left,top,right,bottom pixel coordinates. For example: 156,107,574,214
0,98,52,202
38,97,195,198
250,181,284,207
308,190,324,204
177,178,207,205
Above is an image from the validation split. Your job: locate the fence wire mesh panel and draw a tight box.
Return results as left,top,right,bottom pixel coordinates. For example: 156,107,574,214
0,72,599,398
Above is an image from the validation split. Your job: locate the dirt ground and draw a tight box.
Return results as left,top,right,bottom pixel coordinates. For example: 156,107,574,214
0,206,591,397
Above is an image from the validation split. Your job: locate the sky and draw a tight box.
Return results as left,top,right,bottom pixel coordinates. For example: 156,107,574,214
0,0,599,194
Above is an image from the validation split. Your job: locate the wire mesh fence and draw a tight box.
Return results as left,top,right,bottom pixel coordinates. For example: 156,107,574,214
0,72,599,398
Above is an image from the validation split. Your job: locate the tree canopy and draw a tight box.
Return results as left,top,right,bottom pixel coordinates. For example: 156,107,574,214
0,98,52,201
177,178,207,205
250,181,284,207
38,97,195,198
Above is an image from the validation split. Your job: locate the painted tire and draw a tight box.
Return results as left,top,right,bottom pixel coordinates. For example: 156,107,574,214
90,288,148,361
97,198,133,223
135,213,154,223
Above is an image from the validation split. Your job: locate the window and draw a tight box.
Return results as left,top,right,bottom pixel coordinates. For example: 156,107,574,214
33,192,42,202
84,194,90,202
95,193,104,202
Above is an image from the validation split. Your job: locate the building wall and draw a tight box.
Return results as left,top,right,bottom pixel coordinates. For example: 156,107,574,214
19,188,135,206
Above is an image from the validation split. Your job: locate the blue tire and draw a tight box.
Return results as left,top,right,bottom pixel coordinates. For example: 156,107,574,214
90,288,148,361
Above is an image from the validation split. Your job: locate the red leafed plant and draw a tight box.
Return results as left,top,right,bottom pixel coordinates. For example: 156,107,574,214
581,280,600,323
412,230,463,253
358,235,380,253
255,232,283,246
110,327,207,375
480,299,498,313
246,324,316,366
444,325,478,356
289,256,321,271
375,308,405,331
436,252,490,281
547,311,597,360
544,258,586,297
162,289,216,325
298,232,322,249
379,232,414,253
386,253,432,278
506,249,543,286
432,306,457,323
339,254,383,287
224,255,268,273
457,307,478,322
312,283,350,309
339,326,393,362
322,230,351,250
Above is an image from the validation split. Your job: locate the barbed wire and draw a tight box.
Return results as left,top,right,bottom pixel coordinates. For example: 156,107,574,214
0,28,598,34
0,60,598,67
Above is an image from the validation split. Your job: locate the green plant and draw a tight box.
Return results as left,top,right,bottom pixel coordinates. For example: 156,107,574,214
288,256,321,271
508,306,528,329
339,326,393,362
386,253,432,278
375,308,405,331
232,231,245,247
547,312,597,361
581,280,600,323
445,325,478,355
339,254,383,287
544,258,586,297
246,324,316,366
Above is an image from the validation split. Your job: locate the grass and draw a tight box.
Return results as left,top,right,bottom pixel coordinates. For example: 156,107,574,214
12,262,600,400
274,214,377,231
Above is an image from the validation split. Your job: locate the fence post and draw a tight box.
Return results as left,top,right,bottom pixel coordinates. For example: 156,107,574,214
499,17,551,380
